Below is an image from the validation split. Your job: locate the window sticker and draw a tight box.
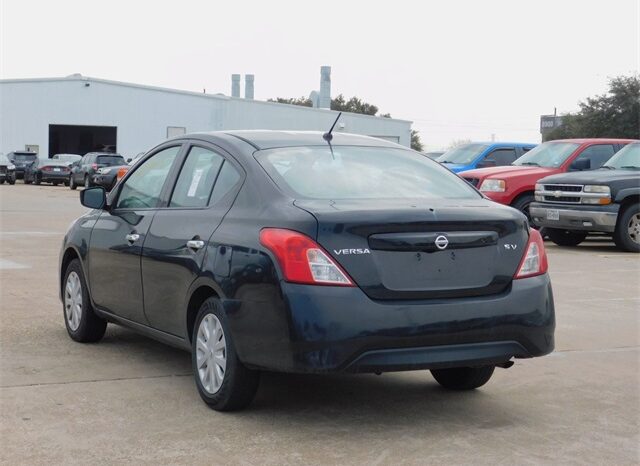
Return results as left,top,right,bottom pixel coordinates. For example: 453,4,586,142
187,168,204,197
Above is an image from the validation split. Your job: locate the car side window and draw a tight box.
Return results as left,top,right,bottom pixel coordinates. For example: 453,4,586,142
169,146,224,208
210,160,241,204
116,146,181,209
485,149,517,166
572,144,616,169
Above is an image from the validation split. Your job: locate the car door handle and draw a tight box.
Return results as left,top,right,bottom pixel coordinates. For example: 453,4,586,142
187,240,205,251
125,233,140,243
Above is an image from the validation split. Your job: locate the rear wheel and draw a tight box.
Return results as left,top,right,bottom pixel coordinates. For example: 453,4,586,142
63,259,107,342
192,297,260,411
431,366,495,390
546,228,587,247
69,175,77,190
613,204,640,252
24,176,32,185
34,173,41,185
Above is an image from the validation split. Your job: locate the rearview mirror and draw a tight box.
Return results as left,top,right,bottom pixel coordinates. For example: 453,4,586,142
80,187,107,209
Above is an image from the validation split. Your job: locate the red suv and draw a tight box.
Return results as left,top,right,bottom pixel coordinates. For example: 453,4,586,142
461,139,637,223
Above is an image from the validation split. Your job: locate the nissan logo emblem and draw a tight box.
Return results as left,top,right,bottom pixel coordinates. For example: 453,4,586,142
435,235,449,250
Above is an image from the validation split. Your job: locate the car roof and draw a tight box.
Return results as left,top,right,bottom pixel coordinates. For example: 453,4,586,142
189,130,405,150
86,152,123,156
545,138,639,144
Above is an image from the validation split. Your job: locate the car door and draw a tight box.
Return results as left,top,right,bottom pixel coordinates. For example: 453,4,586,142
568,144,617,171
141,142,244,336
88,144,184,323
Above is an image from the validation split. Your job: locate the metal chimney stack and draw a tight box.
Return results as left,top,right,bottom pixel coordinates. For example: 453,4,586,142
319,66,331,109
244,74,254,99
231,74,240,98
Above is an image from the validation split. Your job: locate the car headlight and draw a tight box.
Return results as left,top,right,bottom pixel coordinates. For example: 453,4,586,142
583,185,610,194
97,168,112,174
479,179,506,192
7,164,15,170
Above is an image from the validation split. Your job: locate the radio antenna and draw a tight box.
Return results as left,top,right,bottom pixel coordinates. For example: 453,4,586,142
323,112,342,143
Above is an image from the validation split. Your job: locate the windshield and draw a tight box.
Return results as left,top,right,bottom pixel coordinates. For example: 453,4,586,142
257,146,480,200
513,142,579,168
13,154,37,162
603,143,640,169
97,155,125,166
437,144,488,164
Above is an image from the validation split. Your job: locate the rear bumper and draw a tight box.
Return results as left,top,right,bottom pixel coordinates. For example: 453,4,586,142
226,273,555,373
41,172,70,182
530,202,619,233
92,174,117,189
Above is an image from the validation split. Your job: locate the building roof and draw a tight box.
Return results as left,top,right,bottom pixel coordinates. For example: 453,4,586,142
0,74,412,124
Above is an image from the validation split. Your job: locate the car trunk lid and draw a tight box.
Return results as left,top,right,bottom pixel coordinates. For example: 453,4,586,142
295,199,529,300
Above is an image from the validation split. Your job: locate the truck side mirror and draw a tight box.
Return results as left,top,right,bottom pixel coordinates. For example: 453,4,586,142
570,158,590,171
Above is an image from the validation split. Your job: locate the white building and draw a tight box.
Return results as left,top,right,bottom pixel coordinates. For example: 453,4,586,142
0,71,412,159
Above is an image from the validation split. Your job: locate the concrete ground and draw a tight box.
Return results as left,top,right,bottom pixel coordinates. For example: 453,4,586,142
1,183,638,465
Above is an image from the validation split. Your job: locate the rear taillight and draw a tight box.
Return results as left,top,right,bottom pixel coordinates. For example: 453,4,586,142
259,228,354,286
514,228,548,279
91,163,98,169
117,167,129,180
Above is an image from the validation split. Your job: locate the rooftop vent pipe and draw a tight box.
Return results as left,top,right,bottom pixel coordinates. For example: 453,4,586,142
231,74,240,98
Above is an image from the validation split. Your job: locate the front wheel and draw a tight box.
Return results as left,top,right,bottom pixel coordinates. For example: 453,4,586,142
63,259,107,342
192,298,260,411
613,204,640,252
431,366,495,390
512,194,535,226
546,228,587,247
34,173,41,185
84,175,91,189
69,175,77,190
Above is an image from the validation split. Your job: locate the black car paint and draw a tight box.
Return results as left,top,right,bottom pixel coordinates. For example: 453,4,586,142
7,151,37,179
60,131,554,373
535,169,640,203
24,159,72,184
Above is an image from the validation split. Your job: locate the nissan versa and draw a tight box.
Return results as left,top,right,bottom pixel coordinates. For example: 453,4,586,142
59,130,555,411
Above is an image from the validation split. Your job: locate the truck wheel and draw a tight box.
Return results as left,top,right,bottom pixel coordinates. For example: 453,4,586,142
431,366,495,390
613,204,640,252
192,297,260,411
546,228,587,247
63,259,107,342
69,176,77,190
512,194,535,226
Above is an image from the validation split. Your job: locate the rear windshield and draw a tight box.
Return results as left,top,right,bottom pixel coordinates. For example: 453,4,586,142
97,155,125,166
257,146,480,200
513,142,579,168
13,154,37,161
437,144,488,164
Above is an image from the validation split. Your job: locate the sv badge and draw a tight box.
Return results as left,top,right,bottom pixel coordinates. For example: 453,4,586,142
504,244,518,250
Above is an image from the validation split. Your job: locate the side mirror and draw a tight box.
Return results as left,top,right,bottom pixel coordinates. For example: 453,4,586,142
570,158,590,171
126,158,132,163
80,187,107,209
477,159,496,169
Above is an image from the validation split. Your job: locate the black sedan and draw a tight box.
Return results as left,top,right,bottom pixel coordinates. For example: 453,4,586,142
24,159,72,185
59,130,555,411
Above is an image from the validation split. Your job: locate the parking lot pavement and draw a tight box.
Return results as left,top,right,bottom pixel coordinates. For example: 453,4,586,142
1,183,638,465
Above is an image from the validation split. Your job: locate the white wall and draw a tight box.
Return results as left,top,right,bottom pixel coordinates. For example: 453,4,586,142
0,77,412,158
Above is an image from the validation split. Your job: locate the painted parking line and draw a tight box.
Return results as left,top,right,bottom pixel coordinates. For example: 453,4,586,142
0,259,30,270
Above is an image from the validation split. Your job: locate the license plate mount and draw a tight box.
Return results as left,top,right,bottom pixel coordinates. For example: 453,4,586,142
546,209,560,221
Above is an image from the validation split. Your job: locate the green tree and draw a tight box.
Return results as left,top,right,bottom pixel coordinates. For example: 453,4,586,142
267,96,313,107
546,75,640,141
411,130,424,152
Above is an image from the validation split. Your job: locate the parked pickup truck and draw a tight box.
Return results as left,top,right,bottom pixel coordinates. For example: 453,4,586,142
530,142,640,252
461,139,637,225
437,142,536,173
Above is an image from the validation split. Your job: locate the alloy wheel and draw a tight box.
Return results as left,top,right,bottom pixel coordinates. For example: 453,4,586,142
64,271,83,331
628,213,640,244
195,314,227,394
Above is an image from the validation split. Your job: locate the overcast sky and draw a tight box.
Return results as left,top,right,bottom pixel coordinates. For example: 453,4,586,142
1,0,638,148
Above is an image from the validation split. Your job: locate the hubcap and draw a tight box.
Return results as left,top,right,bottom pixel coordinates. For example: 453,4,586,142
195,314,227,394
628,213,640,244
64,271,83,331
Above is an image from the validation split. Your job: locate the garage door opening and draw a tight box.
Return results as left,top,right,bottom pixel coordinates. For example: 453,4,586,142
48,124,117,157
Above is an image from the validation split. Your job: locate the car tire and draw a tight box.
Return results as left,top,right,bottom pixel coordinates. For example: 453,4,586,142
63,259,107,342
512,194,535,225
431,366,495,390
0,179,4,185
53,181,59,186
613,204,640,253
24,175,32,185
8,176,15,185
34,174,41,185
84,175,91,189
69,175,77,190
546,228,587,247
192,297,260,411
